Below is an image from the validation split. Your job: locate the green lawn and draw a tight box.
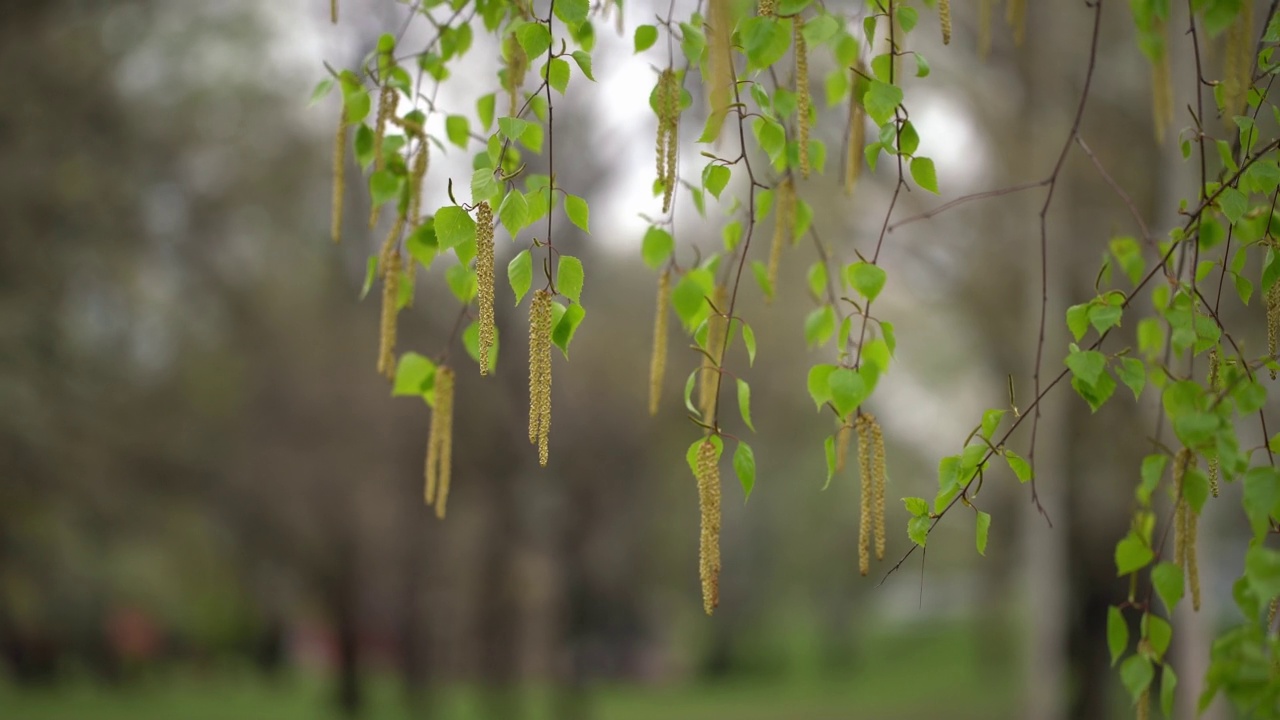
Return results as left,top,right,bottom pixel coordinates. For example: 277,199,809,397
0,623,1019,720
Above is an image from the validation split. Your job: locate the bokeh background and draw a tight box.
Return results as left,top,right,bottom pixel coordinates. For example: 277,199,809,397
0,0,1267,718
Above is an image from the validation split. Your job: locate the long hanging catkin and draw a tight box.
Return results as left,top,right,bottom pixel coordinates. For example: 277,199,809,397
476,202,495,375
794,20,811,178
528,290,553,466
648,270,670,416
856,413,873,576
695,439,722,614
332,106,347,243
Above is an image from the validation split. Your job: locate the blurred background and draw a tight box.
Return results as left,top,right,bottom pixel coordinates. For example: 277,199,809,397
0,0,1268,718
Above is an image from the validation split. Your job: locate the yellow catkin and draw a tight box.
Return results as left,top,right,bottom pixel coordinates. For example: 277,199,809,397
1188,507,1201,611
979,0,994,59
1173,448,1191,567
476,202,495,375
856,414,873,576
505,33,528,117
698,286,728,424
433,366,455,519
1223,4,1253,119
870,414,887,561
1137,687,1150,720
1208,350,1220,497
409,138,429,226
939,0,952,45
767,178,795,295
758,0,776,17
369,85,398,229
795,21,811,179
528,290,553,466
1151,28,1174,144
845,68,864,197
1006,0,1026,46
835,423,852,473
1268,279,1280,379
655,70,671,184
649,270,670,416
706,0,732,143
331,0,338,24
332,108,347,244
378,250,402,379
662,70,680,214
695,439,722,615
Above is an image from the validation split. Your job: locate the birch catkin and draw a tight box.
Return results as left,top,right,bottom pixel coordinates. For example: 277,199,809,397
432,366,455,519
1224,4,1253,119
706,0,732,143
794,21,811,179
332,107,347,243
409,138,429,226
331,0,338,24
657,69,681,214
378,250,402,379
869,414,887,561
978,0,994,59
1006,0,1026,46
767,177,795,293
1150,29,1174,144
476,202,495,375
695,439,722,615
528,290,553,466
835,423,852,473
939,0,952,45
856,413,872,576
1268,279,1280,379
649,270,670,416
369,85,398,229
845,67,864,197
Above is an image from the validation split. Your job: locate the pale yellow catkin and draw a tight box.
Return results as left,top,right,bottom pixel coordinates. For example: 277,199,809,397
409,139,429,226
1006,0,1026,46
1268,597,1279,631
655,70,671,184
706,0,732,143
795,21,811,179
1224,4,1253,119
433,366,455,519
939,0,952,45
1137,688,1150,720
528,290,553,466
1208,350,1220,497
767,177,795,294
369,85,398,229
1268,279,1280,379
331,0,338,24
1151,29,1174,144
979,0,994,59
1188,507,1201,611
869,414,887,561
476,202,495,375
758,0,776,17
332,108,347,244
835,423,852,473
845,68,864,197
856,413,873,576
378,250,402,379
695,439,722,615
1173,448,1191,567
661,70,680,214
649,270,670,416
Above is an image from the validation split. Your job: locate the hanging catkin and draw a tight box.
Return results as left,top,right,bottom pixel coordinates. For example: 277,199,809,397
649,270,670,416
528,290,553,466
1268,278,1280,379
767,177,795,293
409,137,429,226
1187,505,1201,611
856,413,873,576
657,69,680,213
845,66,864,197
705,0,732,143
377,250,402,379
1150,27,1174,144
835,423,852,473
1223,4,1253,119
695,439,722,614
331,0,338,24
476,202,495,375
795,20,811,179
1173,448,1191,567
424,366,454,518
1006,0,1025,46
1208,349,1220,497
332,107,347,244
758,0,776,17
869,414,887,560
978,0,994,59
939,0,952,45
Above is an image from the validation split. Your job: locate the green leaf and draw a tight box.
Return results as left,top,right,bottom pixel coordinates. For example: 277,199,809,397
557,256,584,303
704,165,731,199
1089,304,1122,335
634,24,658,52
908,515,930,548
498,116,534,144
752,260,774,299
846,262,887,302
827,368,867,418
823,434,837,489
446,264,478,303
807,364,836,411
507,249,533,305
546,57,571,94
672,270,714,331
1142,613,1172,662
435,206,477,249
1160,665,1177,718
1005,451,1032,483
1110,236,1145,285
462,321,499,374
742,16,789,70
1116,357,1146,400
1107,607,1128,666
909,157,939,193
1066,304,1090,341
684,369,701,418
564,194,590,233
1119,655,1154,703
477,93,496,131
340,74,372,123
981,409,1005,440
551,302,586,358
570,50,594,80
804,306,836,348
1151,562,1184,613
686,435,723,475
862,80,902,126
471,168,501,206
498,189,530,237
641,227,674,269
1245,545,1280,600
446,114,470,148
975,511,991,556
360,255,378,300
903,497,929,516
1065,349,1107,386
733,440,757,500
742,322,757,367
1217,186,1247,224
516,21,552,58
736,378,756,432
392,352,437,398
1115,532,1154,576
554,0,588,25
369,170,402,207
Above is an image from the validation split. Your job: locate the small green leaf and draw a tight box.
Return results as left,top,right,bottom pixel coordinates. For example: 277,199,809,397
1160,665,1177,718
909,156,939,193
508,249,533,305
1141,613,1172,662
564,194,590,233
1151,561,1184,613
807,364,836,411
634,24,658,52
908,515,930,548
752,260,774,299
369,170,402,207
684,369,700,418
446,264,478,303
1115,532,1154,576
827,368,867,418
1005,451,1032,483
686,435,723,475
360,255,378,300
862,80,902,126
823,434,837,489
551,302,586,358
546,57,571,94
981,409,1005,440
570,50,594,80
435,205,477,249
733,440,757,500
804,306,837,347
1245,545,1280,600
1119,655,1154,703
477,93,496,131
1066,304,1090,341
471,168,501,206
1217,186,1247,224
1089,303,1122,335
742,322,757,367
393,352,437,398
1107,607,1128,666
554,0,588,25
737,378,755,432
462,321,499,374
704,165,731,199
516,21,552,58
557,256,584,303
641,227,674,269
975,511,991,556
1116,357,1146,400
498,189,531,237
1065,348,1107,386
446,114,470,148
846,262,887,302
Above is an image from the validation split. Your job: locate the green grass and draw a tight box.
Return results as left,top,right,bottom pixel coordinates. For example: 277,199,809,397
0,623,1019,720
